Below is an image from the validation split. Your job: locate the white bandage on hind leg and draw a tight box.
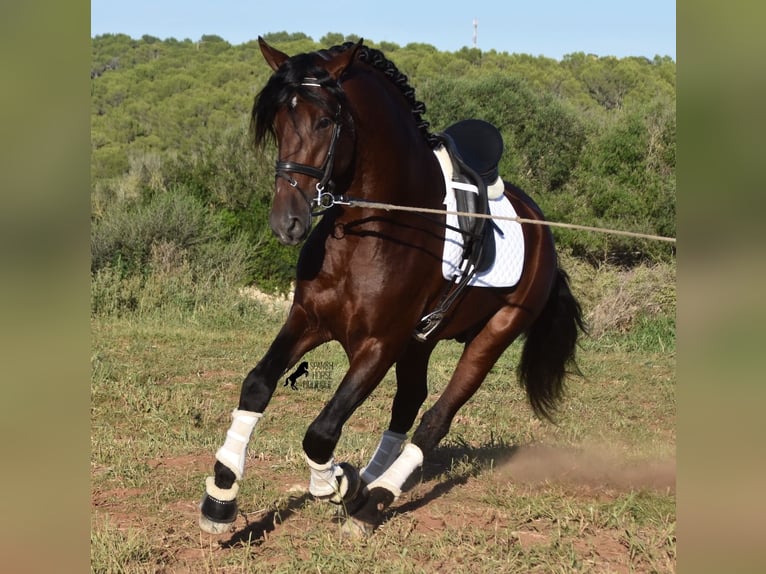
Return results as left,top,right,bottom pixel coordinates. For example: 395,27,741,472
305,454,343,498
361,430,407,483
367,443,423,498
215,409,263,480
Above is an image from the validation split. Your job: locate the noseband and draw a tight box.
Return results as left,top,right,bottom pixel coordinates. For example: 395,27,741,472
275,81,345,215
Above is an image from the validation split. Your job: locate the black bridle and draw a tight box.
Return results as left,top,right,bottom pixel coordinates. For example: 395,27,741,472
274,87,345,215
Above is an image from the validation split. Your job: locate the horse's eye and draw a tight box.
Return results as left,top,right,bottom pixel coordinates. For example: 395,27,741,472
316,117,333,131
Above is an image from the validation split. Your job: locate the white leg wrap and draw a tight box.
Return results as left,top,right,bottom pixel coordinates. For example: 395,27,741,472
367,443,423,498
361,430,407,483
305,454,344,498
215,409,262,480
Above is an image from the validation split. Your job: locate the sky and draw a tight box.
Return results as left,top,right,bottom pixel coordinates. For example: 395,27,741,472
91,0,675,61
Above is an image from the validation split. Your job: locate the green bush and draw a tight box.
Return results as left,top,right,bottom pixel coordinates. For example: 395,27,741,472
419,75,586,194
91,187,209,273
91,186,254,316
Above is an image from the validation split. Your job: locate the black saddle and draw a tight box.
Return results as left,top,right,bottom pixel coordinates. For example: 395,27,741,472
413,119,506,342
437,119,504,274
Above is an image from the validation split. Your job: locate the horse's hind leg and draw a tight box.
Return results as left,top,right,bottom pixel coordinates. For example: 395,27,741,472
348,306,534,534
199,307,326,534
361,340,434,484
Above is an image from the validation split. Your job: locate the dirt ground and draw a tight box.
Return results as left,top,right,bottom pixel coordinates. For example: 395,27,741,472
92,443,675,573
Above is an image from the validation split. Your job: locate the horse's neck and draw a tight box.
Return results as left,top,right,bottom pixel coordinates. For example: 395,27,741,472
351,94,442,205
357,143,440,206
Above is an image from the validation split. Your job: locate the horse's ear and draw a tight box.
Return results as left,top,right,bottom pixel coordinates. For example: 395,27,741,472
258,36,289,71
325,38,364,80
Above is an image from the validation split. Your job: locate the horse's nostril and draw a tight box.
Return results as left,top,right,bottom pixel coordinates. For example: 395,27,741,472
287,217,304,239
273,215,308,245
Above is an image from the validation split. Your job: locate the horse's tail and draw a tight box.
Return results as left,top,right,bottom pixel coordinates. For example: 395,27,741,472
518,267,586,421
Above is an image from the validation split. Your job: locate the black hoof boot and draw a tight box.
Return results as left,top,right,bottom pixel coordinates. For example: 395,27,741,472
335,462,367,515
323,462,363,509
199,493,238,534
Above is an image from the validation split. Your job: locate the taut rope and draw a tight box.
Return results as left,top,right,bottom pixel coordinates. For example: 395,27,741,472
340,198,676,244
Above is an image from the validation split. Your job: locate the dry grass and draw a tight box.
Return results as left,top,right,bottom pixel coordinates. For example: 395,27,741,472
560,253,676,337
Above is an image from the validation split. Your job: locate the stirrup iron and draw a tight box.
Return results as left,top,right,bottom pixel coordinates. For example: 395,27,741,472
413,311,444,342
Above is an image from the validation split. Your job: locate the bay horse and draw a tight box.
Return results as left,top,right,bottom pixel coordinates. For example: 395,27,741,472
199,37,584,536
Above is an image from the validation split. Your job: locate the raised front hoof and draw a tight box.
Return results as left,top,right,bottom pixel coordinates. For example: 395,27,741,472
343,486,396,537
199,493,237,534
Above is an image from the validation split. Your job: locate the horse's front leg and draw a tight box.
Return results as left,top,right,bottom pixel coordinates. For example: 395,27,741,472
199,307,326,534
301,338,398,510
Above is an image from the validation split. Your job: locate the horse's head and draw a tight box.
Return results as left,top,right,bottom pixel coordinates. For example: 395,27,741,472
252,38,361,245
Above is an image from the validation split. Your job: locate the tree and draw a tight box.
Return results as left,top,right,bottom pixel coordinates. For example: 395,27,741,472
320,32,344,46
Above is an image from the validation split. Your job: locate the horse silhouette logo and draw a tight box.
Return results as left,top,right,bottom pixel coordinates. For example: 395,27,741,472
284,361,309,390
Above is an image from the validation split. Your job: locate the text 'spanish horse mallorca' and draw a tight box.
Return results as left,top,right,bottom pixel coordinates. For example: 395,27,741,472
199,38,585,537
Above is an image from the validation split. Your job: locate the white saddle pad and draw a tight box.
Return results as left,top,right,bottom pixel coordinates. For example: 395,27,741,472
435,147,525,288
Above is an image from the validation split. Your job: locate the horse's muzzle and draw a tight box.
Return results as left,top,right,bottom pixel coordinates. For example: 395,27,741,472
271,212,311,245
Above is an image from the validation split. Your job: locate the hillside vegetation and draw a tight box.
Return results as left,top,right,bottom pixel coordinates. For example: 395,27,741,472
91,31,675,303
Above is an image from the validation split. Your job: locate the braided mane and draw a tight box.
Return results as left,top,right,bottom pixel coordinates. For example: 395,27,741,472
251,42,440,150
325,42,440,148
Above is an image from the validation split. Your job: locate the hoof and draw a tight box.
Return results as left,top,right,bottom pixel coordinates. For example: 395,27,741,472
199,513,235,534
347,486,396,534
341,516,375,539
199,493,237,534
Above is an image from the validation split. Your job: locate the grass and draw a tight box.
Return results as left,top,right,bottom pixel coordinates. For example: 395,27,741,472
91,261,675,572
90,516,155,574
